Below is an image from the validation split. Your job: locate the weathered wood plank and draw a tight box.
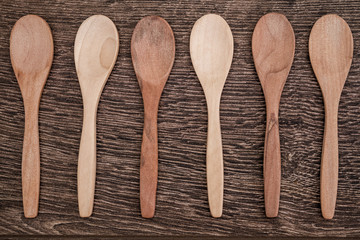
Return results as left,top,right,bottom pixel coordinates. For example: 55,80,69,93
0,0,360,237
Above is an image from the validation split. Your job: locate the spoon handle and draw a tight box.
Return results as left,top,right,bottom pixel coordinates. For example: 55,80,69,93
22,102,40,218
321,103,339,219
78,101,97,217
206,99,223,218
264,108,281,218
140,108,158,218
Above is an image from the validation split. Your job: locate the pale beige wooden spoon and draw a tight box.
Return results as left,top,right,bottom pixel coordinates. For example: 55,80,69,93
75,15,119,217
309,14,353,220
252,13,295,218
190,14,233,218
10,15,53,218
131,16,175,218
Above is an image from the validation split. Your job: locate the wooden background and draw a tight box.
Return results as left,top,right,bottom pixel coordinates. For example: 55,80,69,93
1,0,360,238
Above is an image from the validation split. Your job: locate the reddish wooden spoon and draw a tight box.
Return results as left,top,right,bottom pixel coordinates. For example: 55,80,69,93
309,14,353,219
131,16,175,218
10,15,53,218
252,13,295,218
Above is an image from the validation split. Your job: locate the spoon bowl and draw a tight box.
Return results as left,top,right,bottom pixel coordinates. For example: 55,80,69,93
190,14,233,92
10,14,53,218
131,16,175,218
74,15,119,217
190,14,233,218
309,14,353,219
252,13,295,218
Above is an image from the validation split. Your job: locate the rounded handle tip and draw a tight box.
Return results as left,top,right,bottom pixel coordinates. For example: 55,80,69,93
321,204,335,220
210,208,222,218
24,209,38,218
79,208,93,218
265,208,278,218
141,208,155,218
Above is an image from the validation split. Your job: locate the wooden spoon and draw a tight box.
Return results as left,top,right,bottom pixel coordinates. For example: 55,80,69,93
309,14,353,220
10,15,53,218
190,14,233,218
74,15,119,217
252,13,295,218
131,16,175,218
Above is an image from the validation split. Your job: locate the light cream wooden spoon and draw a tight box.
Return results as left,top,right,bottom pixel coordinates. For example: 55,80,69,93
75,15,119,217
190,14,233,218
131,16,175,218
10,15,53,218
252,13,295,218
309,14,353,220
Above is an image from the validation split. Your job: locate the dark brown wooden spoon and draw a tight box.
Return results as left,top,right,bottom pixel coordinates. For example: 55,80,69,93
131,16,175,218
10,15,53,218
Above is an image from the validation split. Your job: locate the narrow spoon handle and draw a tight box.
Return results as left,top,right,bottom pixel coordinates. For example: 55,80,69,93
140,108,158,218
264,108,281,218
206,99,223,218
78,101,97,217
22,102,40,218
321,104,339,219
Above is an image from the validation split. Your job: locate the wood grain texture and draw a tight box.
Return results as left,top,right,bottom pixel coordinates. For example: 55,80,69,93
190,14,233,218
0,0,360,238
252,13,295,218
309,14,353,220
9,14,53,218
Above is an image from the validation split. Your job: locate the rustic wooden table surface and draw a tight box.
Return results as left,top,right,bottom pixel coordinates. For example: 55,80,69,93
1,0,360,238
